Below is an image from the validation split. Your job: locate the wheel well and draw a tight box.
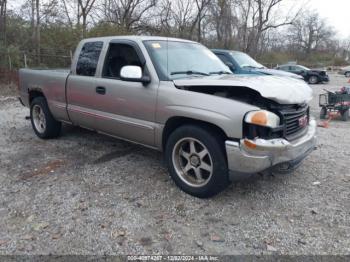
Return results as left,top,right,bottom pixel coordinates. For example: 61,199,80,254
162,117,228,150
29,90,45,104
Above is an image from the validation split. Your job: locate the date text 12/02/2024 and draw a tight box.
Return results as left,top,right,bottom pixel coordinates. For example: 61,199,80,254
127,255,219,261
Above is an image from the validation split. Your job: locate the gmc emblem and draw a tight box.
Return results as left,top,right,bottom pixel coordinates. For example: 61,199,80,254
299,115,308,127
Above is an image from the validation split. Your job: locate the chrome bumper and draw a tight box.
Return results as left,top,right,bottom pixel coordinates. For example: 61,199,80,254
225,119,317,175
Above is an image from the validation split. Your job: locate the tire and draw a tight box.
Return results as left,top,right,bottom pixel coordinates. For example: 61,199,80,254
320,107,327,120
30,97,61,139
308,75,319,84
165,125,229,198
341,109,349,122
345,72,350,78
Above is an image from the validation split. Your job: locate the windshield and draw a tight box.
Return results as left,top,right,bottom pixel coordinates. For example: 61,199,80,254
231,52,264,69
144,40,231,80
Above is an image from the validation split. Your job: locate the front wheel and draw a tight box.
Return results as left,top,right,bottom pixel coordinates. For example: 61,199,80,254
345,72,350,78
165,125,229,198
308,76,319,84
30,97,61,139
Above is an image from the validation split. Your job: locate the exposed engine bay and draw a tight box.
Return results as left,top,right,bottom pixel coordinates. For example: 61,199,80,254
175,85,276,109
175,84,310,141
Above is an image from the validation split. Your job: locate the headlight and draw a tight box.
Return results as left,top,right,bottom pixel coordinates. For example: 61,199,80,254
245,110,280,128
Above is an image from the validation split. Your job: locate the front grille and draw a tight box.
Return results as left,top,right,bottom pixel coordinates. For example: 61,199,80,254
277,105,309,141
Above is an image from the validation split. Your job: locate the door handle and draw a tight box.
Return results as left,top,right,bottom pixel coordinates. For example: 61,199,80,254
96,86,106,95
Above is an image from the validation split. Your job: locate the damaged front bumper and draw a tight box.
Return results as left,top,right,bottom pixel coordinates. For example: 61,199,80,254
225,119,317,176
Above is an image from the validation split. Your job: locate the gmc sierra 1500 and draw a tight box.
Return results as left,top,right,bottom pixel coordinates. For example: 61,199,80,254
19,36,316,198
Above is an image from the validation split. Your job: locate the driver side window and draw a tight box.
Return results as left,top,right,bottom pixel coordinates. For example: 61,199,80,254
102,43,143,79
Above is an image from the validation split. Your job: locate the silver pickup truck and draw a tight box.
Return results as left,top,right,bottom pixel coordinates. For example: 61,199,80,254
19,36,316,198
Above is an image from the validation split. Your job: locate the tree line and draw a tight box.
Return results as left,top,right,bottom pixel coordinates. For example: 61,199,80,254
0,0,349,69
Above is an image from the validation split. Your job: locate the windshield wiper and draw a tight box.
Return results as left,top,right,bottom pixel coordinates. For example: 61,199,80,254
242,65,258,69
170,70,209,76
209,71,232,75
242,65,265,69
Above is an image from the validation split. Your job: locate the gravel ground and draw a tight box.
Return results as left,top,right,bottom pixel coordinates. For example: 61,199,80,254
0,73,349,255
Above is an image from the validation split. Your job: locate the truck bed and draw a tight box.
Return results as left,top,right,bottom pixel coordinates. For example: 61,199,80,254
19,68,70,107
19,68,70,121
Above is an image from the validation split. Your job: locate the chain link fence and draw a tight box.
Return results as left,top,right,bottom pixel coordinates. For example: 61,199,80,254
0,49,73,69
0,48,73,86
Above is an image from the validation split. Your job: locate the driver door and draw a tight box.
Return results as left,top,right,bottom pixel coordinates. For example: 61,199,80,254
92,40,158,147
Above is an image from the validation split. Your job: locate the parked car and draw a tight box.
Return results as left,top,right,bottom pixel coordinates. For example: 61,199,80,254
212,49,304,80
276,64,329,84
18,36,316,198
338,66,350,77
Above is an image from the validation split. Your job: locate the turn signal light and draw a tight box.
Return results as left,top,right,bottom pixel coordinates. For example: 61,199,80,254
244,139,257,149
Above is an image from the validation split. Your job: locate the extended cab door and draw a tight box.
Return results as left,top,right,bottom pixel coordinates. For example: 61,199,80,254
78,40,158,147
66,40,104,130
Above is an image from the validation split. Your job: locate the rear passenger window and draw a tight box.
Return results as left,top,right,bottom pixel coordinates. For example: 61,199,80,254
76,41,103,76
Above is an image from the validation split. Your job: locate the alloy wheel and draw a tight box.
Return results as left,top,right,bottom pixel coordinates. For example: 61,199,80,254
172,137,213,188
32,104,46,133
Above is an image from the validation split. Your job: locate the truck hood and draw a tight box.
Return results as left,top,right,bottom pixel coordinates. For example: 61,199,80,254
173,74,312,104
255,68,304,79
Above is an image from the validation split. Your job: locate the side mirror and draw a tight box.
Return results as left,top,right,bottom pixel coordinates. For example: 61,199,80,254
225,62,236,72
120,66,151,85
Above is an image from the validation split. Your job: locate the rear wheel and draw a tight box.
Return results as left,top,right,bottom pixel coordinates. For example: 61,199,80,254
30,97,61,139
320,107,327,120
345,72,350,78
308,75,319,84
165,125,229,198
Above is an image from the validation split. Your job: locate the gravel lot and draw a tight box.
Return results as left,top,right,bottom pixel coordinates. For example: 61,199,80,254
0,73,349,255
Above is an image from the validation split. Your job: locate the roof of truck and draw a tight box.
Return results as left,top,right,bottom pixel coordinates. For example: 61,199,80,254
81,35,196,43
